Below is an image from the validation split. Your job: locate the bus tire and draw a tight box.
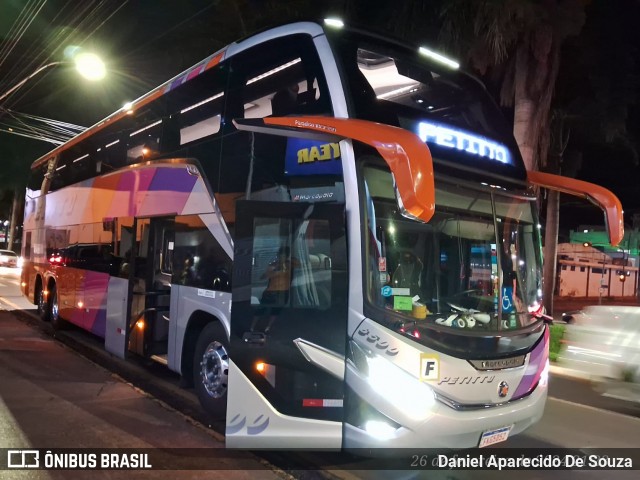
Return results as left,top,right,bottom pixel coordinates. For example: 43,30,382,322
49,285,67,331
36,282,49,322
193,322,229,419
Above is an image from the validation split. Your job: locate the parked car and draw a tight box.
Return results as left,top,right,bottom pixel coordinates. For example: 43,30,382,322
0,249,20,268
559,305,640,403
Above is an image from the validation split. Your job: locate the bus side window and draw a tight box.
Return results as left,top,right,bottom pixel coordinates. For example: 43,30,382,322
227,34,331,121
172,215,231,292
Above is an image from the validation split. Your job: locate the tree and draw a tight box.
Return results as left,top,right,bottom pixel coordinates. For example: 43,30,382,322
439,0,588,171
544,0,640,307
0,135,48,251
438,0,589,314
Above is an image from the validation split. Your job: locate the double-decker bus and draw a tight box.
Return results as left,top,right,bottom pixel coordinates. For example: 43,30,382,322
20,19,623,450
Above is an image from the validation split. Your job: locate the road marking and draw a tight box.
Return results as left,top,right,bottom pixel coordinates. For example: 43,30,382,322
1,297,33,312
548,396,640,422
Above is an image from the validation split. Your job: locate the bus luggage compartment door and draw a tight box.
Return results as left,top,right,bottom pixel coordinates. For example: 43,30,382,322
226,200,348,449
105,276,129,359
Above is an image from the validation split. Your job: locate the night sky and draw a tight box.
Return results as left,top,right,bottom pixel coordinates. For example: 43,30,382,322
0,0,638,231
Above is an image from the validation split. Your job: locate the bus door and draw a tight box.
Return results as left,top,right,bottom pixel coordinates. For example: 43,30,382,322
105,216,174,360
128,216,175,361
226,200,348,449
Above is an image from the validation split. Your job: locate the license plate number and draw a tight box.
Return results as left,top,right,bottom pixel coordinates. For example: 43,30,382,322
478,425,512,448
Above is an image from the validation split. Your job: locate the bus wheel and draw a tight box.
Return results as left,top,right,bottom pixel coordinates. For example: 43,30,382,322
193,322,229,418
36,284,49,322
49,285,66,330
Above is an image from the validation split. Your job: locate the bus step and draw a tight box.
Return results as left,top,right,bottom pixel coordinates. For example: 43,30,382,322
150,354,168,366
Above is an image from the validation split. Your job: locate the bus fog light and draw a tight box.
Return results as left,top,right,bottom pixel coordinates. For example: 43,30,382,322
364,420,396,440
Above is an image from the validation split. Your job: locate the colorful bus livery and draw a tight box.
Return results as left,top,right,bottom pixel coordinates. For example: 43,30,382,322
21,20,623,451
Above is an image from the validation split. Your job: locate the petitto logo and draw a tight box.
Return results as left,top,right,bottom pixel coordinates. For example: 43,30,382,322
7,450,40,468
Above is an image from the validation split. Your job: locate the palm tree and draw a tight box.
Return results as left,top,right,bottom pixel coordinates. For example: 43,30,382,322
438,0,589,314
439,0,587,172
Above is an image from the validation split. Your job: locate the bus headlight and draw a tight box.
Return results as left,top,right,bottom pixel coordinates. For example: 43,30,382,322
364,420,396,440
366,353,436,419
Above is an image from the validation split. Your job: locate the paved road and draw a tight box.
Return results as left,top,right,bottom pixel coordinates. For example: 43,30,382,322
0,270,287,480
1,269,639,479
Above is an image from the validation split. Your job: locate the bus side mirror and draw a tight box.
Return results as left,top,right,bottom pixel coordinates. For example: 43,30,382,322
527,170,624,247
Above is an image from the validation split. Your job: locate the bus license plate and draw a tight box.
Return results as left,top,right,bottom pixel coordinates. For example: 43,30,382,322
478,425,512,448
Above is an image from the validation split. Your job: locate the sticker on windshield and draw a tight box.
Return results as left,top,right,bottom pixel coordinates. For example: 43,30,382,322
392,288,410,296
378,257,387,272
394,296,413,310
381,286,393,297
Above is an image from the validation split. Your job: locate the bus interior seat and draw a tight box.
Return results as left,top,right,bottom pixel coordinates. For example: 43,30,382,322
271,86,299,116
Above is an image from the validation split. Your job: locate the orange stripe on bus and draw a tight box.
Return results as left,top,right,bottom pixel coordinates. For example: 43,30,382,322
204,51,225,71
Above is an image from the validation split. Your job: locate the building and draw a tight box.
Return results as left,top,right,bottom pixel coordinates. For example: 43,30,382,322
557,238,639,298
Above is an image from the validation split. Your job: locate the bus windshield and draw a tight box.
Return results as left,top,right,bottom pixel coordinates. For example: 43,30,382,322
362,165,543,337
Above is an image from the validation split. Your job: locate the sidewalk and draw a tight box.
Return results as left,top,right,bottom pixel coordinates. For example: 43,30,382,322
0,309,286,479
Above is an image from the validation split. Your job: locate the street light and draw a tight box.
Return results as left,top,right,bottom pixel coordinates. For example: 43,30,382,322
0,51,105,253
73,53,106,81
0,52,105,104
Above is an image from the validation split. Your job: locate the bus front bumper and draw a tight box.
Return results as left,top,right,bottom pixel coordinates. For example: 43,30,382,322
344,383,547,450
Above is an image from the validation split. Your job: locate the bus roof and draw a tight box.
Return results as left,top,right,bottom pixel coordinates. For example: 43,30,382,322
30,20,504,174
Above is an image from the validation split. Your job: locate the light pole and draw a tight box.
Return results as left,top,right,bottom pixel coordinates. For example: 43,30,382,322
3,221,9,249
0,52,105,253
0,52,105,105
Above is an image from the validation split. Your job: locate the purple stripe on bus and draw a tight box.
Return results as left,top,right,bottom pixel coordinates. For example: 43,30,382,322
148,167,197,193
186,64,205,82
91,310,107,338
81,271,110,338
512,334,547,398
116,169,156,193
168,76,185,92
114,169,156,216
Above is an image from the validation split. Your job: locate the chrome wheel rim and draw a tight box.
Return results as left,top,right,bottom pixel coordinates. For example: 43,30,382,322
200,341,229,399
